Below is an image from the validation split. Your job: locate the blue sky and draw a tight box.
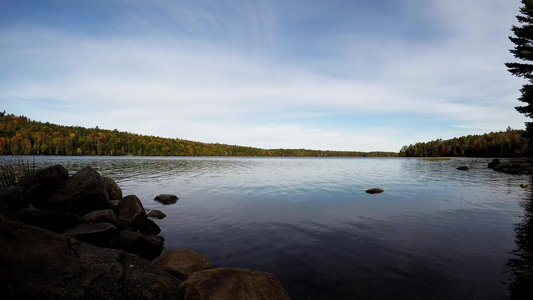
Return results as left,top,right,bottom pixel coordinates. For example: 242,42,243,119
0,0,528,152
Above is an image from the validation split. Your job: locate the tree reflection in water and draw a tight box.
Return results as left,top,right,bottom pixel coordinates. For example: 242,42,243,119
508,176,533,299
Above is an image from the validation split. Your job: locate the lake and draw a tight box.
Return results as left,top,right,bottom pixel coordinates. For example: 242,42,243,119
10,156,533,299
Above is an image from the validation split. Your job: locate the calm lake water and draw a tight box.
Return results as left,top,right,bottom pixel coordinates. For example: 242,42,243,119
9,156,533,299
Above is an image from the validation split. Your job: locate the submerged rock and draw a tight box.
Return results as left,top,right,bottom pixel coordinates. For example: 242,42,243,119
456,166,469,171
178,267,291,300
365,188,384,194
520,183,529,189
488,159,501,169
154,194,178,205
156,248,213,281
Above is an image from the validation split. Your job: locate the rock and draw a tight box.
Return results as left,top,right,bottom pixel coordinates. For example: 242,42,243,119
21,164,69,209
0,186,26,212
178,267,291,300
154,194,178,205
108,199,120,212
83,209,120,228
0,221,182,299
156,248,213,281
46,166,109,216
140,218,161,235
147,209,166,219
494,160,533,174
456,166,469,171
365,188,384,194
520,183,529,188
488,159,501,169
17,207,82,233
65,222,119,248
119,230,164,261
0,199,19,222
117,195,147,230
103,176,123,200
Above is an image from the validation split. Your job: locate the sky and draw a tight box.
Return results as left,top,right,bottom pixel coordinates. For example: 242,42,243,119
0,0,529,152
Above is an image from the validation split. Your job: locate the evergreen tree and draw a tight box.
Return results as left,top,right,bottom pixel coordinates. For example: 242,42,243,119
507,0,533,135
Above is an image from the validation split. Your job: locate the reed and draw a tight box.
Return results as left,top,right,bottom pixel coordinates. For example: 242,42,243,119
0,156,36,188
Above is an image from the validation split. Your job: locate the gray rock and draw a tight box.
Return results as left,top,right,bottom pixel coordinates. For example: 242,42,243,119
140,218,161,235
365,188,384,194
117,195,147,230
178,267,291,300
0,199,19,222
488,158,501,169
83,209,120,228
154,194,178,205
119,230,164,261
46,166,109,216
156,248,212,281
147,209,166,219
17,207,82,233
21,164,69,209
103,176,122,200
0,186,26,212
0,221,182,300
65,222,119,248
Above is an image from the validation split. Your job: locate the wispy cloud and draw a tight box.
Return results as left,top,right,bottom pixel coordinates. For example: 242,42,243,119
0,0,528,151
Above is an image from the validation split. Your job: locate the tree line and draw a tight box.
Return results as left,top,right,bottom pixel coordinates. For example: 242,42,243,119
0,112,396,157
400,128,528,157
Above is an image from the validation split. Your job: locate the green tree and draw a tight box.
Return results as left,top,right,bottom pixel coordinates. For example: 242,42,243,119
507,0,533,136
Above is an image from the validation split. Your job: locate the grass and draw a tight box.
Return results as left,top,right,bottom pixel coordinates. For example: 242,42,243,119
0,156,36,188
421,157,452,161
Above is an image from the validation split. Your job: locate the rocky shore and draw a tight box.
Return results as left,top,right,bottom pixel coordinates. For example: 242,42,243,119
488,158,533,174
0,165,291,299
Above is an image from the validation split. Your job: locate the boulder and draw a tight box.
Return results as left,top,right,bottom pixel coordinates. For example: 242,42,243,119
147,209,166,219
156,248,213,281
46,166,109,216
0,186,26,212
494,160,533,174
154,194,178,205
83,209,120,228
119,230,164,261
365,188,384,194
21,164,69,209
488,158,501,169
520,183,529,189
456,166,469,171
178,267,291,300
117,195,147,230
65,222,120,248
103,176,123,200
0,221,182,299
17,207,82,233
140,218,161,235
0,199,19,222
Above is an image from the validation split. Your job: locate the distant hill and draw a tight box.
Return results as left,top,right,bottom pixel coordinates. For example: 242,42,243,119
400,128,528,157
0,112,396,157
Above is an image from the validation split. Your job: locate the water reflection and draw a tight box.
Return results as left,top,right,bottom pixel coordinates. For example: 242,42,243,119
507,175,533,299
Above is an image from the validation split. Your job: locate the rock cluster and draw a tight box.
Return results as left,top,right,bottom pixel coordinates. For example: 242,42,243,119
489,159,533,174
0,164,290,299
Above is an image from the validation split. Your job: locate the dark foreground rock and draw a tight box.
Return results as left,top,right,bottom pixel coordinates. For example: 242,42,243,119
148,209,167,219
178,267,291,300
103,176,123,200
154,194,178,205
65,222,119,248
118,195,147,230
17,207,82,233
46,166,109,216
21,164,69,209
0,221,182,300
83,209,121,228
156,248,213,281
119,230,164,261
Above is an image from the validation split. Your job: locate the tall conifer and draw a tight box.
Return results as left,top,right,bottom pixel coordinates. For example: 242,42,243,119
507,0,533,135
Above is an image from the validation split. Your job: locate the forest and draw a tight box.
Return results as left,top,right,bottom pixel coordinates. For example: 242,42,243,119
399,128,528,157
0,112,396,157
